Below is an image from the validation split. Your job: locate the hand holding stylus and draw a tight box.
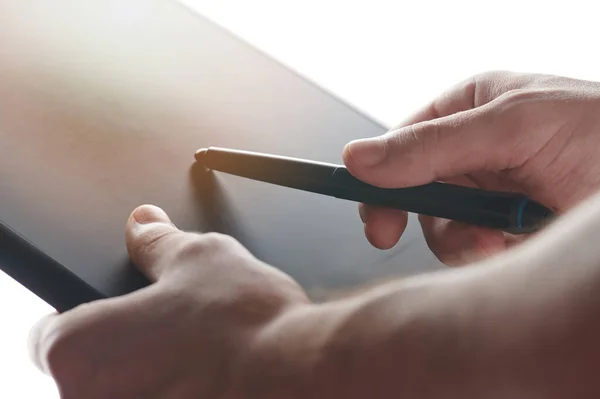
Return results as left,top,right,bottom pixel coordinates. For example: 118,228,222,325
344,71,600,265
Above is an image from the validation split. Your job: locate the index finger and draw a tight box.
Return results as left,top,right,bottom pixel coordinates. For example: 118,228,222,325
394,70,532,128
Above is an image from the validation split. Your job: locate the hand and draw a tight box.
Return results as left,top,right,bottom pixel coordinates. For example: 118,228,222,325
28,205,310,398
26,202,600,399
343,71,600,265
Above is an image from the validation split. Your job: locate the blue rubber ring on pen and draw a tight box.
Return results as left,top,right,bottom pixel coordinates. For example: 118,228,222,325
517,197,528,231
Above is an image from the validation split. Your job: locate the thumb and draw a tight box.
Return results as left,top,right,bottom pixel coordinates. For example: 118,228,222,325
126,204,184,282
343,104,509,188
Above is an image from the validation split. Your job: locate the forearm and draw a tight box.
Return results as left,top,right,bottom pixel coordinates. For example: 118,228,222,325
235,271,490,398
238,190,600,398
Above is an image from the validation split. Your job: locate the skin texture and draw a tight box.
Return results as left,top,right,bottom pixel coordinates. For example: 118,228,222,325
29,71,600,398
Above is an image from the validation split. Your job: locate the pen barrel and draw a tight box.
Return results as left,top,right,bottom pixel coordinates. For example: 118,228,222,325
334,169,551,233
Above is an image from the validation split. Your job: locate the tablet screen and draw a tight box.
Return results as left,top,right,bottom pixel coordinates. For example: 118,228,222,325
0,0,435,310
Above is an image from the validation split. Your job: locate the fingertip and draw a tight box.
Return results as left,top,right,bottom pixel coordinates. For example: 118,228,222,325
343,138,404,188
126,205,176,242
344,136,387,169
363,207,408,250
342,141,362,179
129,204,173,225
364,222,398,250
342,142,353,166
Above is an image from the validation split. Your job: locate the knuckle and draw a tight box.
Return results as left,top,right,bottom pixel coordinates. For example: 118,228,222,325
492,86,577,142
174,232,241,262
498,88,538,104
173,236,211,261
493,88,545,120
411,119,442,149
472,71,511,104
499,86,585,108
472,71,536,103
377,134,390,158
203,232,239,249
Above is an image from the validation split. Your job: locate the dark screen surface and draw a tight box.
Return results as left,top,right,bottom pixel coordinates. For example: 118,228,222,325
0,0,438,311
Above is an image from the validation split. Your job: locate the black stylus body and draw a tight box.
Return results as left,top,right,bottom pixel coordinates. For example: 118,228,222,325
195,147,553,234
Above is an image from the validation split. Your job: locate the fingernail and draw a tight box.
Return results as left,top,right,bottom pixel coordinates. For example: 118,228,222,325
131,205,172,225
346,137,387,167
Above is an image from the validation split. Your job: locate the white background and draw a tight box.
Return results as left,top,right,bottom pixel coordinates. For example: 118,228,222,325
2,0,599,396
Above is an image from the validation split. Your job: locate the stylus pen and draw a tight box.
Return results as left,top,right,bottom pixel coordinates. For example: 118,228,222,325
194,147,554,234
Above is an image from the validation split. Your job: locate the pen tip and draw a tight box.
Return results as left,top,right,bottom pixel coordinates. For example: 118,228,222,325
194,148,208,163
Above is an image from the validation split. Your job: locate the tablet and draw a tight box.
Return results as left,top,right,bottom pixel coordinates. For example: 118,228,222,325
0,0,436,311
